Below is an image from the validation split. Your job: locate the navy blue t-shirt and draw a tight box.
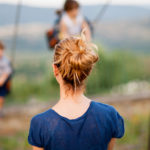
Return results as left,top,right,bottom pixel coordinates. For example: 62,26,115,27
28,101,124,150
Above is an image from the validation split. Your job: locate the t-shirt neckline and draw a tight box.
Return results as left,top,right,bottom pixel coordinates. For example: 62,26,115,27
50,101,94,121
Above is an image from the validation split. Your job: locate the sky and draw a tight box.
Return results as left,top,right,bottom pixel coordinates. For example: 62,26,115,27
0,0,150,8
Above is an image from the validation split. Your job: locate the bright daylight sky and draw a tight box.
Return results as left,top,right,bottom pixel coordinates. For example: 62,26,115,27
0,0,150,8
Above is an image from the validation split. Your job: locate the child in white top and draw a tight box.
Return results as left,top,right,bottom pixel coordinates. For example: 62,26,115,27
60,0,91,41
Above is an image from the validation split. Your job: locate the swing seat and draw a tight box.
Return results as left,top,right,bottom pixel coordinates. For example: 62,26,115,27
46,28,60,49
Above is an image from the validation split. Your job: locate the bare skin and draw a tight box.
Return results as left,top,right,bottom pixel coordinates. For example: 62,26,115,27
32,65,116,150
0,73,9,86
0,97,4,110
108,138,116,150
0,74,8,110
60,9,91,41
32,146,44,150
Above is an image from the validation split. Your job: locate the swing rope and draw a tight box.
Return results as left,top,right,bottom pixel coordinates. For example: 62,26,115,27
11,0,22,67
93,0,112,24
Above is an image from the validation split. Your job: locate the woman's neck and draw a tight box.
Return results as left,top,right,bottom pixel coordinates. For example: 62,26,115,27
59,84,84,103
52,84,91,118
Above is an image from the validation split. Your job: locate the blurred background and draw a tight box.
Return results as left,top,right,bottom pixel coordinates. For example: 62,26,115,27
0,0,150,150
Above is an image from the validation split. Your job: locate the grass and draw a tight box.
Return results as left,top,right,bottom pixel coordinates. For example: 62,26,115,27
117,115,149,150
0,132,30,150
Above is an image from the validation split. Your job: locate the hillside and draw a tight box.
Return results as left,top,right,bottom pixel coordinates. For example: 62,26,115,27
0,4,150,52
95,16,150,52
0,4,150,26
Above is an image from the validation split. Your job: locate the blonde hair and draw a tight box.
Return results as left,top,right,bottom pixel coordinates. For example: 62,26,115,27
53,32,99,92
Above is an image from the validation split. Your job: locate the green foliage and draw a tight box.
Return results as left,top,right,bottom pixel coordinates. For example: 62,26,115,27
0,132,30,150
86,50,150,95
117,115,149,150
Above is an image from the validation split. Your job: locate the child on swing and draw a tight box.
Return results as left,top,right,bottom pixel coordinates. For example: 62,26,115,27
0,41,12,118
60,0,91,41
28,31,124,150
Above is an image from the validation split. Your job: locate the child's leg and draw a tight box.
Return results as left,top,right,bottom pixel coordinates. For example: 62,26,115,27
0,96,4,110
0,80,8,112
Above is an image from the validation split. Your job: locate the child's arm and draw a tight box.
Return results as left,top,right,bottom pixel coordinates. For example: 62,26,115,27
59,20,69,40
107,138,116,150
82,20,91,42
32,146,44,150
0,73,9,86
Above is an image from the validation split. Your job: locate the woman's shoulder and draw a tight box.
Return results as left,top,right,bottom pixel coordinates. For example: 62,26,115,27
92,101,122,120
28,109,59,147
92,101,125,138
30,109,58,126
92,101,117,113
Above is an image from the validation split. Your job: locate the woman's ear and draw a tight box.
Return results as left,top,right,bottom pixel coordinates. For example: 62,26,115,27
52,64,59,77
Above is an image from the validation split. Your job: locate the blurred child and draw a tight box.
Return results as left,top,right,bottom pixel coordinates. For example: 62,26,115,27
46,0,91,49
0,41,12,118
60,0,91,41
28,32,124,150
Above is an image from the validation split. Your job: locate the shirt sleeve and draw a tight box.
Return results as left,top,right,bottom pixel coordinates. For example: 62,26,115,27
3,59,12,75
5,62,12,75
111,107,125,138
28,116,44,148
77,14,84,24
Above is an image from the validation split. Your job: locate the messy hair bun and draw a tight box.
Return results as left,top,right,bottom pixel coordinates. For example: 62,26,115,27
54,31,99,91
